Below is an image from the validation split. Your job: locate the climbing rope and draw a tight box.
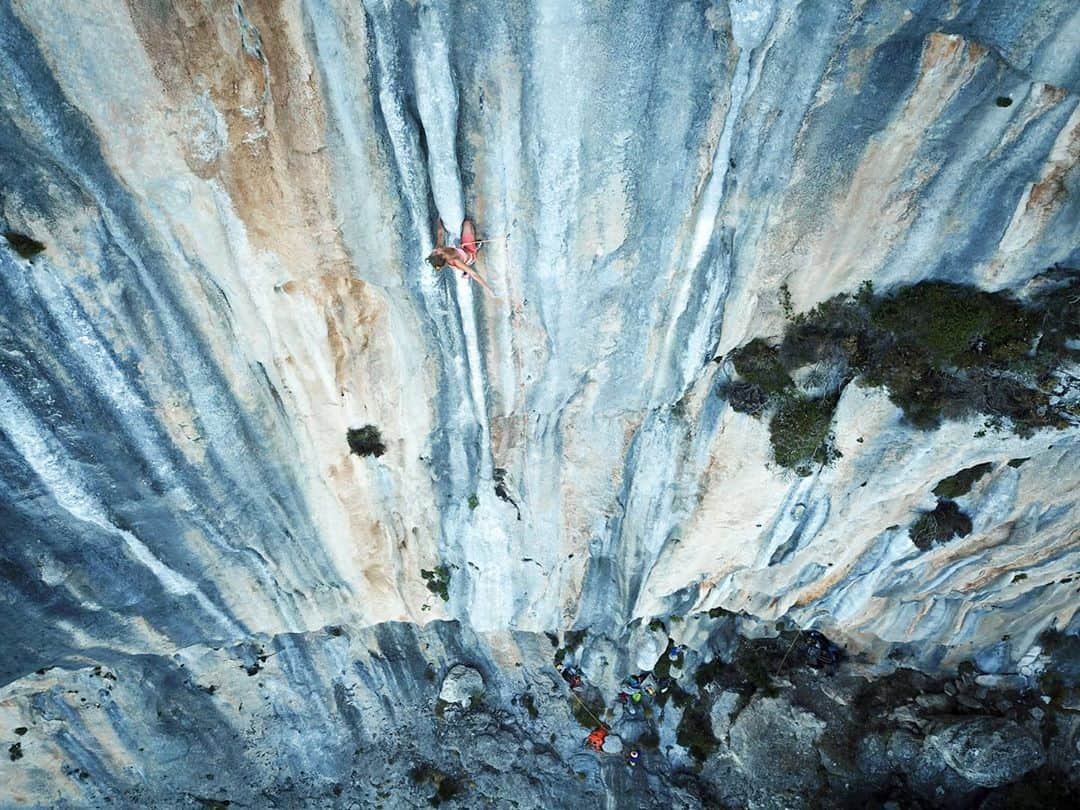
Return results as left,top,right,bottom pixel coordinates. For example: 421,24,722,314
569,688,605,728
774,626,805,676
469,232,513,248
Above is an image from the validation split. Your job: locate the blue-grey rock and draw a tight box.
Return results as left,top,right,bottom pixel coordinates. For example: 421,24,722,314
726,696,827,798
438,664,484,707
926,717,1046,788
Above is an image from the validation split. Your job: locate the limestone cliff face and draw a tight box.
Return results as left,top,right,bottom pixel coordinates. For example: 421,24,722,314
1,0,1079,804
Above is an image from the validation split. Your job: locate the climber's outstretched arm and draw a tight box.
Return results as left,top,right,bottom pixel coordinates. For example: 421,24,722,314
435,218,446,249
449,259,496,298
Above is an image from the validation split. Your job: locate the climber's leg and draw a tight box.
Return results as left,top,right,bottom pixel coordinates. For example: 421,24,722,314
460,218,478,264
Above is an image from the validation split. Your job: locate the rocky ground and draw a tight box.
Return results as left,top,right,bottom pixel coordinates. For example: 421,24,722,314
3,616,1077,808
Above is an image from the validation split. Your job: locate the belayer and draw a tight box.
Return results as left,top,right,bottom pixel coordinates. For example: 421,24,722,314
585,725,609,752
427,218,496,298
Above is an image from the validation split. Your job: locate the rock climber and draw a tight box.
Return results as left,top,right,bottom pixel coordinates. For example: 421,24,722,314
585,725,609,752
427,218,495,298
805,630,842,674
558,663,584,691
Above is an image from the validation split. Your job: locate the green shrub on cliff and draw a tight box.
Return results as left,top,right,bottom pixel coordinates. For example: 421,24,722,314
421,565,451,601
768,394,840,476
347,425,386,457
909,499,972,550
725,273,1078,472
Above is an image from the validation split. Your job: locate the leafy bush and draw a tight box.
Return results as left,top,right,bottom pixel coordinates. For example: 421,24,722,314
727,380,770,415
420,565,451,601
768,394,840,476
747,275,1078,448
730,339,793,393
870,282,1034,370
909,499,972,550
347,425,386,457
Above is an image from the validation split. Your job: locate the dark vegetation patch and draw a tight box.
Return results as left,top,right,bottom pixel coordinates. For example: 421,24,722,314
658,634,780,709
676,702,719,762
520,692,539,719
493,467,522,520
769,394,841,476
730,339,793,394
408,763,465,807
420,565,451,602
932,462,993,498
909,499,973,550
651,641,675,682
636,728,660,749
723,275,1079,472
4,231,45,259
8,742,22,761
995,96,1013,107
727,380,770,414
346,425,386,457
570,690,606,729
1008,457,1030,468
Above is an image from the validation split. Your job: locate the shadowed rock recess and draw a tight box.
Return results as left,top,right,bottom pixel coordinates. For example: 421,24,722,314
1,0,1078,807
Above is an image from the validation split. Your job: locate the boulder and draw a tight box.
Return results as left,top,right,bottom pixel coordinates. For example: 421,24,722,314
580,637,618,686
728,696,826,794
974,641,1012,675
634,632,667,672
708,690,743,740
439,665,485,707
601,734,623,754
925,717,1045,787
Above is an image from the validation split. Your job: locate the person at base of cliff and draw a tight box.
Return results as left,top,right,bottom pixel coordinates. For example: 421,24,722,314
426,217,496,298
584,725,609,752
557,663,585,691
